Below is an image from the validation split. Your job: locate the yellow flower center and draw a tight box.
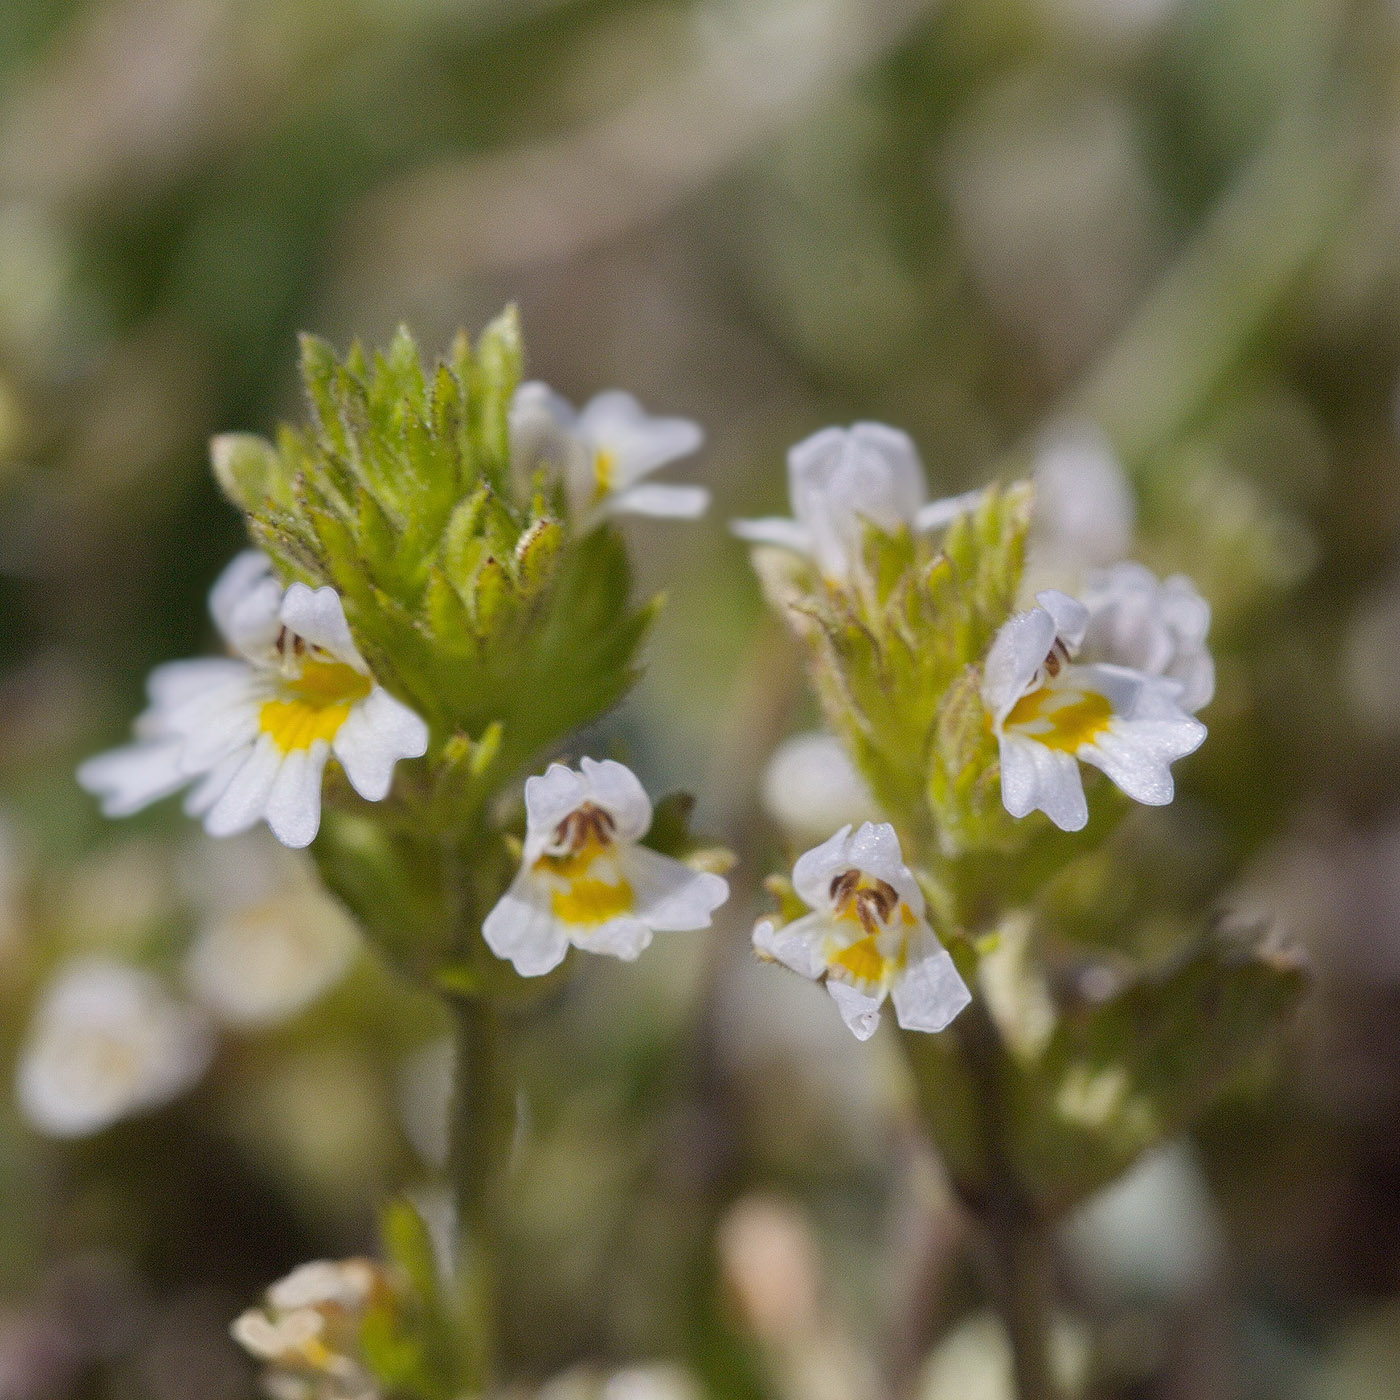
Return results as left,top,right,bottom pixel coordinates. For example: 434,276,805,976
825,870,916,993
535,825,635,927
259,660,372,754
1004,685,1113,753
592,447,617,501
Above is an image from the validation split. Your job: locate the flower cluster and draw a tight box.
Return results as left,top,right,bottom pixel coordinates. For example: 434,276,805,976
736,415,1215,1037
78,552,428,849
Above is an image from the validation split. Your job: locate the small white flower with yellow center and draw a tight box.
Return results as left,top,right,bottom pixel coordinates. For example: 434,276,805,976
483,758,729,977
732,422,984,586
983,589,1207,833
17,959,213,1137
77,552,429,850
509,381,708,527
1079,562,1214,714
753,822,970,1041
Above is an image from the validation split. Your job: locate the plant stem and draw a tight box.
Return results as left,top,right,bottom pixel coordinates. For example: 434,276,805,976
447,992,512,1392
982,1203,1061,1400
951,1000,1063,1400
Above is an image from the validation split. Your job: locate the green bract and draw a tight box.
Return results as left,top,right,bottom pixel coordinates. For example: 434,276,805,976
213,311,656,787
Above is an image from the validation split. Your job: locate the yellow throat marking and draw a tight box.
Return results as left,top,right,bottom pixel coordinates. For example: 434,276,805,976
536,833,635,927
259,660,371,753
1004,684,1113,753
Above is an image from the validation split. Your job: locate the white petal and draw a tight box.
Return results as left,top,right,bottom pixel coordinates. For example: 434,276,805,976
996,734,1042,821
332,687,429,802
279,583,366,671
843,821,923,914
729,516,816,555
999,735,1088,831
174,689,264,774
1030,744,1090,831
209,551,283,657
579,758,652,844
1035,590,1089,650
623,845,729,931
578,390,702,486
1081,713,1206,807
263,741,331,849
982,608,1057,719
203,734,284,839
571,915,654,962
790,824,857,909
753,912,832,981
145,657,250,712
183,748,249,818
892,934,971,1033
606,483,710,518
522,764,591,858
914,486,989,532
482,875,570,977
825,979,884,1041
77,741,189,816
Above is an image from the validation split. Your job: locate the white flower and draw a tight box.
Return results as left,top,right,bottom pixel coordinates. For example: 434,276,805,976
77,552,429,850
509,381,708,526
17,959,213,1137
1026,421,1135,592
483,758,729,977
760,731,879,846
1078,562,1214,714
732,422,984,585
186,834,360,1028
982,589,1207,833
753,822,970,1042
232,1258,384,1400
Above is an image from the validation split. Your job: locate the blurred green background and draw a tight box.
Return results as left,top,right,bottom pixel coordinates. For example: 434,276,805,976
2,0,1400,1396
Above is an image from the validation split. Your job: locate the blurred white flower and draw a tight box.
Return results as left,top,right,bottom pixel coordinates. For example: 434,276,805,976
754,822,969,1041
185,833,359,1028
232,1258,385,1400
1078,562,1214,713
535,1364,703,1400
732,422,983,586
1065,1142,1223,1303
982,589,1206,832
78,551,428,850
17,959,212,1137
1026,422,1135,593
484,758,729,977
510,382,708,526
761,732,878,845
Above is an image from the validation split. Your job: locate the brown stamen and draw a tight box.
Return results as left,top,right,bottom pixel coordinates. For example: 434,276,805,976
829,869,899,935
552,802,617,855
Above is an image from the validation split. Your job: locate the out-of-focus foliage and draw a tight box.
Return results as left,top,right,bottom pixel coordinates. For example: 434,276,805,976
1,0,1400,1397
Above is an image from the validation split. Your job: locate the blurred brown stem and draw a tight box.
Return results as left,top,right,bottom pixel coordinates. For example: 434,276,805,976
447,992,512,1393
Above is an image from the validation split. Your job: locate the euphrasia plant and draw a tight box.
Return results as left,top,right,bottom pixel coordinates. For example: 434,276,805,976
735,424,1307,1400
78,310,730,1398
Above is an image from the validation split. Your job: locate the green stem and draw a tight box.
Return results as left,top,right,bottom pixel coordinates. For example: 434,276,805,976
950,999,1063,1400
447,993,512,1393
